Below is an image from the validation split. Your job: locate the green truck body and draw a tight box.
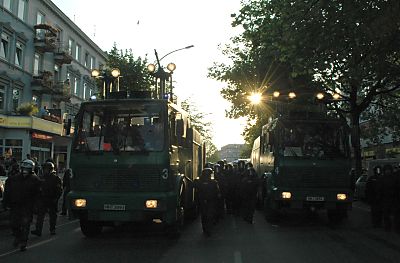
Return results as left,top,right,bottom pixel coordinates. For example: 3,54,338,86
251,112,352,222
67,98,204,236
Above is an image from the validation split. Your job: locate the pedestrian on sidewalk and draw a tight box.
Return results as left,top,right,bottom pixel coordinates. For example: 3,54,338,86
31,162,62,236
3,159,41,251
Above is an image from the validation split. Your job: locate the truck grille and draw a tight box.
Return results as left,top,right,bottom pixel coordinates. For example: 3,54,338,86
280,166,348,188
75,167,161,192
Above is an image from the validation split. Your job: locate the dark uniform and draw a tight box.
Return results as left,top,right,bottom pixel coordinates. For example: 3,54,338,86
365,166,382,227
240,163,259,223
61,168,72,215
224,164,235,214
3,159,41,251
32,162,62,236
194,168,220,236
377,164,397,231
214,163,226,219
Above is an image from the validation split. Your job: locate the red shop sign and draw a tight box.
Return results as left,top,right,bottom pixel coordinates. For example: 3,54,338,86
32,132,53,141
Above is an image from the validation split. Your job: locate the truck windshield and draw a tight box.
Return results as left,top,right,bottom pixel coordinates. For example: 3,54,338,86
74,103,165,152
281,122,348,158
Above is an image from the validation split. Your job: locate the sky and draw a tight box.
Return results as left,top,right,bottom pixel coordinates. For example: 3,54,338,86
51,0,247,149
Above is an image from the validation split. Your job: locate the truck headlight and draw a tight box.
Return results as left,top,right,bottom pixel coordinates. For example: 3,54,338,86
337,194,347,201
74,199,87,208
282,192,292,199
145,200,158,209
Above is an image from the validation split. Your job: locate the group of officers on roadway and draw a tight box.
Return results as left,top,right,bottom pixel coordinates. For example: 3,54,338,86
365,164,400,232
194,160,260,236
1,159,71,252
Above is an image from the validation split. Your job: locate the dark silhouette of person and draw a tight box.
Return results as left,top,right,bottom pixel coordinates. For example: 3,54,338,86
194,168,221,236
365,165,382,228
3,159,41,251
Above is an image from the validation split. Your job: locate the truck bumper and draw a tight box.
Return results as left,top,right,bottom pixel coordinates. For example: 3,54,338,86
271,188,352,210
67,191,178,225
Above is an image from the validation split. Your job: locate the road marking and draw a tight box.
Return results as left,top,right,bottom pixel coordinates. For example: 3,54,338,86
0,220,78,258
234,251,242,263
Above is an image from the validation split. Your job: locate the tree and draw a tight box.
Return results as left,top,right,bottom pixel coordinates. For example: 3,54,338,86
106,43,153,91
180,98,219,160
209,0,400,177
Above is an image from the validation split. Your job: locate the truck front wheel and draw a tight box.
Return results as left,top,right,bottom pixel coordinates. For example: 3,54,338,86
80,219,102,237
327,209,347,224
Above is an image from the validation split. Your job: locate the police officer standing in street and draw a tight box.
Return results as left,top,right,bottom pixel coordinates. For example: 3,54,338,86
365,166,382,228
377,164,397,231
61,168,72,216
194,168,221,236
240,162,259,224
31,161,62,236
3,159,41,251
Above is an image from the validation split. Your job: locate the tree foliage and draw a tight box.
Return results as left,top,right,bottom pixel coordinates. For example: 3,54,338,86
180,98,219,160
209,0,400,176
106,43,153,91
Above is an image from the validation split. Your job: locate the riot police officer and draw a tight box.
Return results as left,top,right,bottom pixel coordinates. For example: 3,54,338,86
31,161,62,236
194,168,221,236
3,159,41,251
377,164,397,231
214,162,227,219
240,162,259,224
365,166,382,228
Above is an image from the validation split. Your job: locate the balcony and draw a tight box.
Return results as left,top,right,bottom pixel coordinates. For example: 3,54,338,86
52,82,72,102
34,24,58,52
31,71,53,94
54,43,73,65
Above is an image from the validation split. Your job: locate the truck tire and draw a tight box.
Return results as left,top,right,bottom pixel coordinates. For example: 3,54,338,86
166,188,185,239
327,209,346,224
80,219,102,237
264,197,280,223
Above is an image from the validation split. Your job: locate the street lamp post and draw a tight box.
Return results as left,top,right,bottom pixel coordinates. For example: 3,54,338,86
147,45,194,100
91,68,121,99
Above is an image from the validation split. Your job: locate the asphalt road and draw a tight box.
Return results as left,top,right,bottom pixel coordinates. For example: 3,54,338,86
0,202,400,263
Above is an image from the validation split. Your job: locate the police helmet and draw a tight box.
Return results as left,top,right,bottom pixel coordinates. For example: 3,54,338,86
21,159,35,170
42,161,55,173
201,168,213,179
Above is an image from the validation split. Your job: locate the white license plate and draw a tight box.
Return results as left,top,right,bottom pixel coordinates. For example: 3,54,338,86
306,196,325,201
104,204,126,211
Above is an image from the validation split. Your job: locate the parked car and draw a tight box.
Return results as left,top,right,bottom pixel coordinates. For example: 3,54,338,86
354,174,368,201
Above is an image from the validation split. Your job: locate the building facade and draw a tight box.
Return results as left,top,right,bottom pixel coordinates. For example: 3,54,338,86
219,144,245,163
0,0,106,170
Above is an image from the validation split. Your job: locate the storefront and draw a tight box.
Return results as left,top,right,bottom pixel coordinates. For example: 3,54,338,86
0,114,71,169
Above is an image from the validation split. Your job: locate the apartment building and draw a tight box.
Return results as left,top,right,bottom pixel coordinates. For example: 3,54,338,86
219,144,245,163
0,0,106,170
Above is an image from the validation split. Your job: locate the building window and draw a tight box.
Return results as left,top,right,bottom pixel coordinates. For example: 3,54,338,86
75,44,81,61
74,77,78,95
68,38,73,55
36,12,45,39
83,83,87,100
0,33,10,60
33,53,41,75
0,85,5,111
17,0,27,21
90,57,94,70
3,0,11,11
15,42,24,67
12,88,20,112
89,88,92,97
84,52,89,67
5,139,23,161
